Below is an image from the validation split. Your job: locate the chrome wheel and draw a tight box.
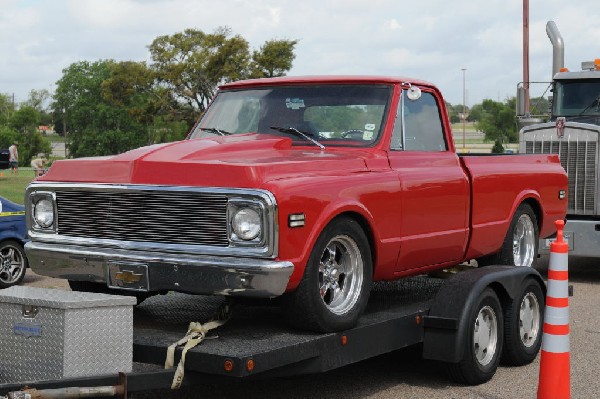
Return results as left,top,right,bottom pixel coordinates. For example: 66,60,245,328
512,214,536,267
519,292,541,348
473,305,499,366
0,241,26,286
319,235,364,315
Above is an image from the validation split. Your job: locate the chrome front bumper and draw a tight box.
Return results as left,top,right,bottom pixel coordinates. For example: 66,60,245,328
25,241,294,298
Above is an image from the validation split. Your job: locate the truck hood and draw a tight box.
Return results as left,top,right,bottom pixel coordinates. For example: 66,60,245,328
40,134,377,188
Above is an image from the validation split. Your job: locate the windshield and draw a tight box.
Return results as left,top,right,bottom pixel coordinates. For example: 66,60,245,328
553,79,600,117
189,84,392,147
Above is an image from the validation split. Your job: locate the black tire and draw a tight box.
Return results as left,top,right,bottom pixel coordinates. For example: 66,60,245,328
447,288,503,385
501,279,544,366
68,280,150,304
282,217,373,333
478,203,539,268
0,240,28,288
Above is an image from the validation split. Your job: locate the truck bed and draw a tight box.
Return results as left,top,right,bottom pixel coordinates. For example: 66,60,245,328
458,152,567,257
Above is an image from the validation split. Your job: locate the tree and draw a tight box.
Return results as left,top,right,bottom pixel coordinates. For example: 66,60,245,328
491,139,505,154
149,27,250,112
101,61,196,144
475,99,518,143
250,39,298,78
149,27,297,112
0,126,19,149
23,89,51,113
52,60,147,157
0,93,16,125
53,60,114,132
529,96,550,116
101,61,158,126
18,130,52,164
9,106,40,134
468,103,483,122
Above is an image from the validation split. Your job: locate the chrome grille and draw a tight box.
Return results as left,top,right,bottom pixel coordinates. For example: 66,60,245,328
56,190,229,246
524,129,598,215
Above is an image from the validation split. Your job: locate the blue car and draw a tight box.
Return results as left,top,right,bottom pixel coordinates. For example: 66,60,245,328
0,196,27,288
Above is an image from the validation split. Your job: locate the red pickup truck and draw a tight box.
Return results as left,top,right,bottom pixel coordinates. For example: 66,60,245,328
25,76,567,332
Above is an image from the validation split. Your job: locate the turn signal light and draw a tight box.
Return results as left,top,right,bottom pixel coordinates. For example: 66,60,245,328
224,359,234,372
595,59,600,70
340,335,348,346
246,359,255,372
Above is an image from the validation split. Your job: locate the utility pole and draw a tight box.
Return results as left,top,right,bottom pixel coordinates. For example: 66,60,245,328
461,68,467,151
63,108,68,158
523,0,530,114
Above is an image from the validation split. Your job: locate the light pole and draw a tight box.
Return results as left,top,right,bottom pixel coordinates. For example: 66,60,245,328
62,108,68,158
461,68,467,151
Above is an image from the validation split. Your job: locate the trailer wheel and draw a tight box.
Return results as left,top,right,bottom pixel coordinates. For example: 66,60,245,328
0,240,28,288
68,280,151,304
501,278,544,366
447,288,503,385
282,217,372,333
478,203,538,268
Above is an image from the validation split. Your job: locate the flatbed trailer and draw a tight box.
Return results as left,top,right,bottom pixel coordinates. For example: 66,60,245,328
0,266,545,398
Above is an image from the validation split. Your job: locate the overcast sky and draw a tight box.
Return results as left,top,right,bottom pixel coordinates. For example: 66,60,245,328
1,0,600,108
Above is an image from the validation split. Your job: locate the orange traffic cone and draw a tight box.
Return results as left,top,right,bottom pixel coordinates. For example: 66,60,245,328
537,220,570,399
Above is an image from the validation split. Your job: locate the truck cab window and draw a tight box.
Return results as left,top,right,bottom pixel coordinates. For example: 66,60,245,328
401,91,447,152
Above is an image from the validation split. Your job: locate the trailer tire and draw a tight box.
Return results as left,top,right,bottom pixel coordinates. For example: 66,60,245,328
68,280,150,304
447,288,503,385
282,217,372,333
501,278,544,366
0,240,28,288
478,203,538,268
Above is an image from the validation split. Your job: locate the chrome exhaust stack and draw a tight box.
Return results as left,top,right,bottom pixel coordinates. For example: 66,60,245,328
546,21,565,77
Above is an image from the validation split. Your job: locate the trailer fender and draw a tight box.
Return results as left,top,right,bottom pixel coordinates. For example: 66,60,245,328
421,265,545,363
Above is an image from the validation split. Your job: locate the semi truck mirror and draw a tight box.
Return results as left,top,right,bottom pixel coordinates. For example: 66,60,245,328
517,86,526,116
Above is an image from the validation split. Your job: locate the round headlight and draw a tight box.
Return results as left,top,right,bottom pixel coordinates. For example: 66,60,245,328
34,198,54,228
232,208,261,241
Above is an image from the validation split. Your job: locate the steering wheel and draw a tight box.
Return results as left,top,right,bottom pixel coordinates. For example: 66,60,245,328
340,130,365,140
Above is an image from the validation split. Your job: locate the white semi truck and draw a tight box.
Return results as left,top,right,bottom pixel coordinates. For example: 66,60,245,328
519,21,600,258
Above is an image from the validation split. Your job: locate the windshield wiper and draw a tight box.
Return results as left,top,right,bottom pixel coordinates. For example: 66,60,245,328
578,95,600,116
200,127,232,136
270,126,325,150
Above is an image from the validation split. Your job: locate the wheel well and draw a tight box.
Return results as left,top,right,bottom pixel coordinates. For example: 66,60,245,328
522,198,542,231
333,211,376,276
488,274,546,316
489,281,511,311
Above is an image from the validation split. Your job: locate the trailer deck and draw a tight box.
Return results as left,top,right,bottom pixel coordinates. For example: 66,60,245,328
0,276,444,395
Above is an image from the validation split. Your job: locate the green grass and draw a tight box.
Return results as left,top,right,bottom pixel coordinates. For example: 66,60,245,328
0,168,37,204
450,122,478,131
453,138,492,144
45,134,65,143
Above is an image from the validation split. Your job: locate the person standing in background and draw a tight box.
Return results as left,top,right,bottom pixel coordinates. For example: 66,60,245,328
8,142,18,175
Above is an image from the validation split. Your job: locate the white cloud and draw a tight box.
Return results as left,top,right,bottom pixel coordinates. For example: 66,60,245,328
384,19,402,31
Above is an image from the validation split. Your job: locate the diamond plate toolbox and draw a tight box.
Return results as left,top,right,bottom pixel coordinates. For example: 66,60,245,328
0,286,136,383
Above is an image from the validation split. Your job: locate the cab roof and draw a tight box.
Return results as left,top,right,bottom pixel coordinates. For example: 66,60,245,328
219,75,437,90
